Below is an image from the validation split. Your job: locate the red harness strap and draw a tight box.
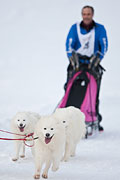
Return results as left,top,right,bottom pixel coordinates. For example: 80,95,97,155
0,129,35,147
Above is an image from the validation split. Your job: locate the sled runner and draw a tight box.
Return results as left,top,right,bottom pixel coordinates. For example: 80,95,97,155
57,52,105,137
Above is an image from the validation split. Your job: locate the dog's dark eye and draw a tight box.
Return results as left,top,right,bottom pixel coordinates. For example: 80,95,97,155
63,121,66,123
44,128,47,130
17,119,20,121
51,128,54,130
23,119,26,121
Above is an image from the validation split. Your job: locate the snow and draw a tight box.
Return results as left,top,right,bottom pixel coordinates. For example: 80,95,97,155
0,0,120,179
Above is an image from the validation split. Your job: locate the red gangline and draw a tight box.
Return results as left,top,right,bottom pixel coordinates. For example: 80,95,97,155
0,129,35,147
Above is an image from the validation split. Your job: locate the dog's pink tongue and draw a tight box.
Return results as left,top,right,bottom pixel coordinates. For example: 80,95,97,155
19,127,24,132
45,138,51,144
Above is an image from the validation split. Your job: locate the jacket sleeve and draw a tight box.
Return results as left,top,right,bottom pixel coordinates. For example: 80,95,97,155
66,24,77,58
98,25,108,60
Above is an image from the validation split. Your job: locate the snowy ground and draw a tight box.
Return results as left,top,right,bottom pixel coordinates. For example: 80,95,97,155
0,97,120,180
0,0,120,179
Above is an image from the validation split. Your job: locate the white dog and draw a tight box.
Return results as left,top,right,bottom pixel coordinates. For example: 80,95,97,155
34,115,66,179
11,111,40,161
54,106,86,161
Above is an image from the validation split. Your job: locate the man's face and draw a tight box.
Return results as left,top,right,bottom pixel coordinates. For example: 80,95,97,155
82,8,94,25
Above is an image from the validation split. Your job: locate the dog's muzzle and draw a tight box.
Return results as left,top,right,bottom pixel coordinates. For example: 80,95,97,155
45,133,54,144
18,124,26,132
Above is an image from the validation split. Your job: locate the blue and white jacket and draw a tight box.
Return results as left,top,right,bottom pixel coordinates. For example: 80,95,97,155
66,21,108,61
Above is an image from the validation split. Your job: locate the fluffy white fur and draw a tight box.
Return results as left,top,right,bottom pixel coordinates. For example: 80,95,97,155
34,115,66,179
11,111,40,161
54,106,86,161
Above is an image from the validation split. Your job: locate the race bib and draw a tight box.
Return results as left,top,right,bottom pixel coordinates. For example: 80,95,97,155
76,22,95,57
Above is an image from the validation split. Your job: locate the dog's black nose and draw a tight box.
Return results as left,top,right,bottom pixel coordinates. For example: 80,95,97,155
46,133,50,138
20,123,23,127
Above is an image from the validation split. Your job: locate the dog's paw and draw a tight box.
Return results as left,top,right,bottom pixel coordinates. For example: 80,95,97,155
62,157,69,162
12,157,18,161
42,173,48,179
34,174,40,179
61,156,68,162
52,166,59,172
20,155,25,158
70,153,75,157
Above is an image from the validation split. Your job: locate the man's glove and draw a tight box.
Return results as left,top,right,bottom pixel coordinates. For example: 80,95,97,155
69,55,75,67
69,52,79,71
88,55,100,70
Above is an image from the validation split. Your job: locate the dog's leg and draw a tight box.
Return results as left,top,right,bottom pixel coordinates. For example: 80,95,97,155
12,140,22,161
34,156,43,179
42,159,51,179
52,160,59,172
62,142,72,162
70,143,77,157
31,146,35,157
52,153,61,172
20,142,25,158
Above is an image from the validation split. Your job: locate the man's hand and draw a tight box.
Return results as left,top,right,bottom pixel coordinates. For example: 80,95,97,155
69,52,79,71
69,56,75,67
88,55,100,70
